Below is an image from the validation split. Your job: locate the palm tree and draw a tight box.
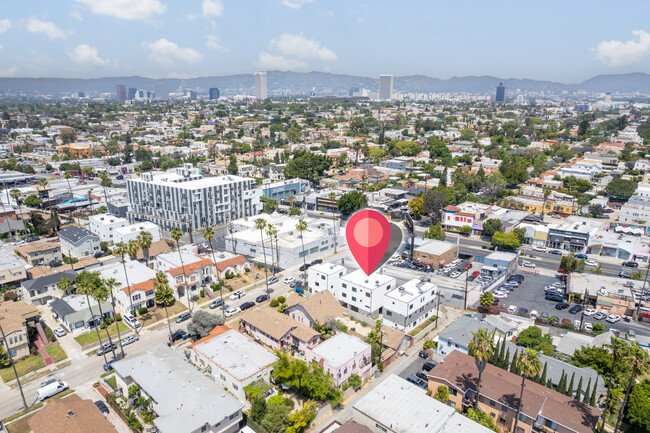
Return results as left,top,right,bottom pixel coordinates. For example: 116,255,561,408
614,343,650,433
171,226,193,314
599,337,629,433
153,272,175,342
99,173,112,214
75,271,110,367
203,226,226,320
328,191,338,253
296,218,308,281
287,194,296,209
37,178,48,207
103,277,125,358
512,348,542,433
64,172,78,225
468,328,495,408
90,273,117,360
127,239,139,261
113,242,139,335
9,189,22,239
137,231,153,266
541,186,551,218
266,224,278,275
255,218,270,297
56,276,74,295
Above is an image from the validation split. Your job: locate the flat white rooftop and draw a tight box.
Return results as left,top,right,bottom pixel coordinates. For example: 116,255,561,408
98,260,157,288
385,278,436,303
310,262,346,276
341,269,396,290
311,333,370,369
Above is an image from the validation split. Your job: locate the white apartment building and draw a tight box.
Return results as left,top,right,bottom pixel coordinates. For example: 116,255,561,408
126,164,262,233
98,261,158,313
114,221,162,244
88,213,128,243
383,278,438,332
338,270,396,318
308,263,347,295
231,214,343,269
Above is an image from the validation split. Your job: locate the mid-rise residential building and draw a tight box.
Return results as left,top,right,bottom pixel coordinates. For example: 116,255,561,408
58,226,101,258
113,344,244,433
428,351,601,433
126,164,262,233
338,270,396,317
307,262,347,295
88,213,128,243
0,300,39,358
261,178,309,201
0,248,27,284
190,327,278,401
307,333,372,386
113,221,162,244
15,241,62,266
383,278,438,332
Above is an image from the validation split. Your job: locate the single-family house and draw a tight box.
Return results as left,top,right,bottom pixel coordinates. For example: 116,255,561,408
239,307,321,352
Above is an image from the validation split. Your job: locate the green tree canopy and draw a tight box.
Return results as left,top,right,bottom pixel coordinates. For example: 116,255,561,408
337,191,368,215
424,223,446,241
491,231,520,250
605,178,637,202
283,150,332,182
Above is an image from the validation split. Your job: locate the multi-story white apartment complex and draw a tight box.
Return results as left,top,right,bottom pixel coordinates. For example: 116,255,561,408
88,213,128,243
113,221,162,244
126,164,262,233
383,278,438,332
308,262,346,295
338,270,396,318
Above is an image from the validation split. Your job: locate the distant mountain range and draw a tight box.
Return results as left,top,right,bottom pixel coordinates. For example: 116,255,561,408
1,71,650,96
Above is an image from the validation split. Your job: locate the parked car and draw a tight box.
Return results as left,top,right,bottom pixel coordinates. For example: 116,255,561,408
96,342,117,356
121,335,138,346
493,290,508,299
94,400,109,414
284,277,295,284
521,260,536,268
594,312,608,320
551,316,560,323
507,305,517,314
583,322,593,331
530,310,538,318
37,380,69,401
574,320,581,329
583,308,597,316
102,354,124,372
555,302,570,310
532,246,546,252
623,261,639,268
449,271,461,278
422,361,437,372
406,375,428,389
26,236,40,243
585,259,598,267
471,270,480,278
299,263,311,271
549,249,563,256
519,307,529,316
541,312,549,320
418,349,429,359
267,276,279,284
209,298,224,309
175,312,191,323
53,327,66,337
225,307,241,318
123,313,141,329
510,274,525,282
561,318,571,324
568,305,583,314
606,314,621,323
256,294,269,303
575,253,588,259
415,370,429,381
230,290,245,300
168,330,187,345
619,270,631,278
240,301,255,311
467,275,476,282
545,294,564,302
311,259,323,265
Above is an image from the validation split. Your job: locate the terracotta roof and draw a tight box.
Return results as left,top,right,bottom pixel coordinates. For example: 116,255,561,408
215,255,247,272
28,394,118,433
285,291,344,325
168,258,213,277
240,307,320,342
443,205,461,212
0,300,39,334
122,279,155,296
428,351,600,433
188,325,232,348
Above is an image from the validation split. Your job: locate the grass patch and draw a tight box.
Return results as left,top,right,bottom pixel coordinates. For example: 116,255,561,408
166,301,188,316
0,355,46,383
105,376,117,390
53,389,75,400
45,343,67,363
2,403,43,424
408,316,438,337
74,323,129,347
137,311,158,327
6,413,37,433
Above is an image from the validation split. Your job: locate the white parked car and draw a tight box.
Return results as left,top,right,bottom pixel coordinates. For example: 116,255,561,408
585,259,598,267
493,290,508,299
507,305,517,314
225,307,241,318
574,320,581,329
606,314,621,323
53,327,66,337
583,322,593,331
532,246,546,252
284,277,295,284
449,271,461,278
230,290,245,300
521,260,536,268
583,308,597,316
530,310,538,318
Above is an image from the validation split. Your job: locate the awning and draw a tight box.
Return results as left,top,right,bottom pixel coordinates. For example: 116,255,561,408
438,259,446,265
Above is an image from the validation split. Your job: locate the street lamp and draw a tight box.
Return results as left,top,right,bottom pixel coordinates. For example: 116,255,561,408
0,319,28,411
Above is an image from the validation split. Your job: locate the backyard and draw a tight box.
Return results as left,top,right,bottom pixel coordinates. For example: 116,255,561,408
74,323,130,347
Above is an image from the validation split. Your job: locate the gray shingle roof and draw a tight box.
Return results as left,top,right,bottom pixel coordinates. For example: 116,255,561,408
21,269,77,291
58,226,98,246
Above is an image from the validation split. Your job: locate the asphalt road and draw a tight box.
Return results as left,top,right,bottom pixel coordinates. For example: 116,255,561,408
500,273,650,337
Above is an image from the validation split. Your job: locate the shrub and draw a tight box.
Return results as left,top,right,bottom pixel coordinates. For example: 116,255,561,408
137,307,148,316
277,296,286,304
270,299,279,308
200,289,205,298
592,322,605,335
44,327,56,342
3,290,16,301
225,271,235,279
561,321,574,330
245,267,251,273
114,314,122,322
99,322,106,329
423,340,436,350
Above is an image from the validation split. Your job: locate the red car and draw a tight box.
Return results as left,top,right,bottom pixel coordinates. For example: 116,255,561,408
471,270,480,277
561,318,571,324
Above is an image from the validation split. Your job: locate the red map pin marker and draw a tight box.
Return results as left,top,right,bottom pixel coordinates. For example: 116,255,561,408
346,209,392,276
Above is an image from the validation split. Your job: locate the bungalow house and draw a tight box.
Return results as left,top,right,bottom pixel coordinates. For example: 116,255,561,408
211,251,250,277
50,294,113,333
15,241,62,266
284,291,345,329
239,307,321,353
21,270,77,305
28,394,118,433
98,261,157,313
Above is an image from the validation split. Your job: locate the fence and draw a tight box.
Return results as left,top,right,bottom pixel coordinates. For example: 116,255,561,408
411,313,446,342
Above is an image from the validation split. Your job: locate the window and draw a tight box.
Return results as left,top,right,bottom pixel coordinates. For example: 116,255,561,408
517,413,527,423
351,297,357,302
447,401,456,409
132,294,141,301
386,310,392,316
342,283,347,288
201,426,207,432
352,287,357,292
220,374,226,381
448,387,457,396
501,404,508,412
365,292,370,297
342,293,347,298
321,275,325,280
375,423,388,433
232,383,238,390
544,419,558,429
229,413,238,420
489,399,496,407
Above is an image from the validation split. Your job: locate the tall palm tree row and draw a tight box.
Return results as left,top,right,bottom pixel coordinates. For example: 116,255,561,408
75,271,111,366
113,242,139,335
89,272,118,359
255,218,270,297
203,226,226,320
266,223,278,275
599,337,629,433
296,218,308,282
512,348,542,433
137,231,153,267
468,328,495,408
103,277,125,358
171,227,193,314
153,271,175,342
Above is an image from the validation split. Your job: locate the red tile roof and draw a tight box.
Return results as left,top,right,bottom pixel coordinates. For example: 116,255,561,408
122,279,154,296
215,255,247,272
168,258,213,277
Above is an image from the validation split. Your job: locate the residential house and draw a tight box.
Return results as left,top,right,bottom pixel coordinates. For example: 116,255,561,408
428,351,601,433
112,344,244,433
0,248,27,284
383,278,438,332
50,294,114,333
239,307,321,352
15,241,62,266
28,394,118,433
352,374,495,433
285,291,345,328
98,261,157,313
58,226,101,258
210,251,250,276
413,240,459,270
0,300,40,358
596,141,626,154
337,270,396,318
307,333,372,386
156,250,214,299
21,270,77,305
88,213,128,243
307,262,347,296
113,221,162,244
189,327,278,401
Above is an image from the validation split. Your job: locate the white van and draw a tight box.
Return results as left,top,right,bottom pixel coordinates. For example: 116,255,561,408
123,313,141,329
37,380,69,401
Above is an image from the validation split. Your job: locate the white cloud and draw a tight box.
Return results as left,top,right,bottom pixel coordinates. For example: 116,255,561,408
594,30,650,67
255,52,307,70
69,10,84,21
186,13,198,21
26,17,67,40
280,0,313,9
0,19,11,33
269,33,337,61
73,0,167,21
144,38,203,66
67,44,110,66
0,66,19,77
206,34,228,52
202,0,224,17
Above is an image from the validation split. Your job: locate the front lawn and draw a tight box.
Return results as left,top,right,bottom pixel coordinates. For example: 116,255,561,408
74,323,129,347
45,343,67,363
0,355,46,383
105,375,117,390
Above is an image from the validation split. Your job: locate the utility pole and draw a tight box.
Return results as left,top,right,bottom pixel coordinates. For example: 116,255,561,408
0,320,28,411
634,261,650,320
435,292,442,329
404,213,415,261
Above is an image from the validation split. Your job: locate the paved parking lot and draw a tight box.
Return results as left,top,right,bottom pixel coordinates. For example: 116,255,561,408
398,356,436,381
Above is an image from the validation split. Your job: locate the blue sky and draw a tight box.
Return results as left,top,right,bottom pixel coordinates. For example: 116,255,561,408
1,0,650,82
